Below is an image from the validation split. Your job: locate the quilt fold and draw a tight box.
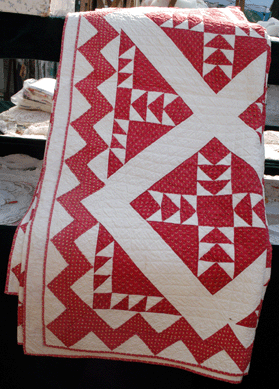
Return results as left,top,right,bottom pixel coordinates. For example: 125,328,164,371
5,6,272,383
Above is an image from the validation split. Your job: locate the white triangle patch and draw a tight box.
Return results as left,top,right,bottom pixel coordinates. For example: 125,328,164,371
158,340,197,364
71,331,110,351
94,258,113,276
147,91,163,105
141,312,181,332
118,74,133,89
164,211,181,224
94,276,112,293
147,209,162,222
162,111,175,127
94,111,114,146
78,16,98,48
87,149,109,183
198,260,215,276
218,263,234,278
110,293,128,309
113,134,127,148
101,35,121,71
75,223,100,266
111,148,126,164
219,65,233,79
198,226,214,241
175,20,189,30
204,46,216,61
163,93,177,108
252,211,266,228
145,296,163,311
114,335,154,355
148,190,163,205
131,88,146,104
191,22,204,32
198,152,213,165
97,73,118,107
146,108,161,124
203,63,216,77
160,18,174,28
128,295,146,310
115,119,129,134
97,241,114,257
95,309,136,329
130,106,144,122
120,45,136,60
71,269,94,308
119,60,134,74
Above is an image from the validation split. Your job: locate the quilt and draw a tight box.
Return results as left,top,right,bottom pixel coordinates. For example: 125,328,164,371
5,7,272,383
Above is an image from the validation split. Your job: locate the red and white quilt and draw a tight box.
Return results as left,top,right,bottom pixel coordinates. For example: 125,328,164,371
5,6,272,383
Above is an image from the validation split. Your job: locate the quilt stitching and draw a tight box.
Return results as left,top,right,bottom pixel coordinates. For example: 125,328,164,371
5,8,272,383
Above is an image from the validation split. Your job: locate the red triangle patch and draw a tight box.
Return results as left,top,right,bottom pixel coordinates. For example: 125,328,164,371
20,222,28,233
112,295,129,310
130,191,161,220
150,153,198,195
205,49,232,66
231,154,263,195
253,200,266,224
201,228,232,244
133,42,176,94
233,36,267,79
119,58,132,72
94,256,111,273
148,94,164,123
203,65,231,94
130,296,147,312
164,96,193,126
180,196,196,223
200,244,233,262
188,13,203,30
113,120,127,135
199,138,230,165
239,103,263,130
107,149,124,178
110,135,125,149
145,11,173,27
149,222,199,275
119,30,135,57
199,165,229,180
94,274,110,290
234,194,252,226
205,34,234,50
117,72,132,86
125,122,174,164
147,297,180,315
161,194,179,221
198,263,232,294
236,312,258,328
96,224,114,255
132,91,148,121
161,29,204,76
199,180,229,195
113,242,162,296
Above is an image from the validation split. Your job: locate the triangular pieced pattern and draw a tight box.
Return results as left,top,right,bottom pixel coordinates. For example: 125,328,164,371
131,138,269,294
108,30,193,177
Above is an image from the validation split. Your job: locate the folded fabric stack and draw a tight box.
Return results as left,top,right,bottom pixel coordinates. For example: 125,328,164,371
0,78,56,137
11,78,56,113
5,7,272,383
0,154,42,225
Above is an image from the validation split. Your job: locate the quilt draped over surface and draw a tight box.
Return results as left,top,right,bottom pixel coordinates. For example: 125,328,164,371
5,7,272,384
